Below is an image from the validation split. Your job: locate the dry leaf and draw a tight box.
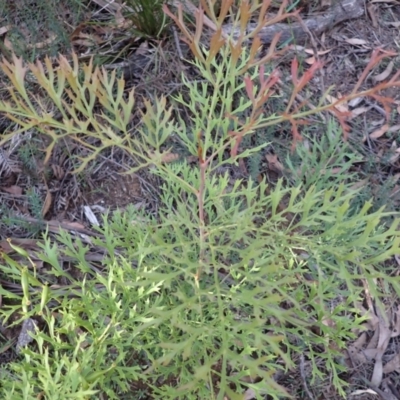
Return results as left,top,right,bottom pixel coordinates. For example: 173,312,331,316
135,41,149,56
369,124,389,140
51,164,65,180
370,307,393,386
1,185,23,196
349,179,368,191
349,97,363,108
59,220,86,230
304,48,332,55
346,332,371,365
371,358,383,387
41,190,52,218
371,118,385,127
390,184,400,198
383,353,400,373
366,325,379,350
16,318,37,353
345,38,369,46
389,147,400,164
325,94,349,113
83,206,100,227
265,154,284,174
349,389,378,396
305,56,316,65
350,106,371,119
0,238,39,254
373,61,394,82
387,124,400,133
367,3,379,28
3,37,14,52
243,388,256,400
114,6,134,29
0,25,11,35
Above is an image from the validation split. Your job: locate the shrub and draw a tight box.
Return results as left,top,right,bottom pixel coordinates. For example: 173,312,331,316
1,1,400,398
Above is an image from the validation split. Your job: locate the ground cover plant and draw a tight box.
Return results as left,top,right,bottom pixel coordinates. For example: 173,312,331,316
1,0,400,398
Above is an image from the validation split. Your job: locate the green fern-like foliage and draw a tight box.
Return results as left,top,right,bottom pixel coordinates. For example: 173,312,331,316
285,120,363,191
0,175,399,399
0,6,400,396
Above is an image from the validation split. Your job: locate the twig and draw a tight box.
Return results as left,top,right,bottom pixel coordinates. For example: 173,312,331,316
296,14,327,99
172,25,184,60
300,355,315,400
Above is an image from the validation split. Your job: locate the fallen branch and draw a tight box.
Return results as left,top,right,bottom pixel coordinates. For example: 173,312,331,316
174,0,364,45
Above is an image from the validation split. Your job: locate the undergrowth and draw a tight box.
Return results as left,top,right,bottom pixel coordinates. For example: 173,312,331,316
0,1,400,399
0,0,84,61
124,0,169,38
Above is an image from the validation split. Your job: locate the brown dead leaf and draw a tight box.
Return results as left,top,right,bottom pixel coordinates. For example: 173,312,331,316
41,190,52,218
0,238,40,254
304,48,332,56
1,185,23,196
369,124,389,140
389,146,400,164
349,389,378,396
69,24,104,48
266,154,284,174
51,164,65,180
346,332,373,365
349,179,368,192
3,37,14,52
390,184,400,199
243,388,256,400
371,118,386,127
135,41,150,56
371,358,384,387
350,106,371,119
370,307,392,386
367,3,379,28
114,6,133,29
383,353,400,373
373,61,394,83
305,56,316,65
353,332,368,349
325,94,349,113
26,33,57,50
349,97,363,108
345,38,369,46
0,25,11,35
58,220,86,231
387,124,400,133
